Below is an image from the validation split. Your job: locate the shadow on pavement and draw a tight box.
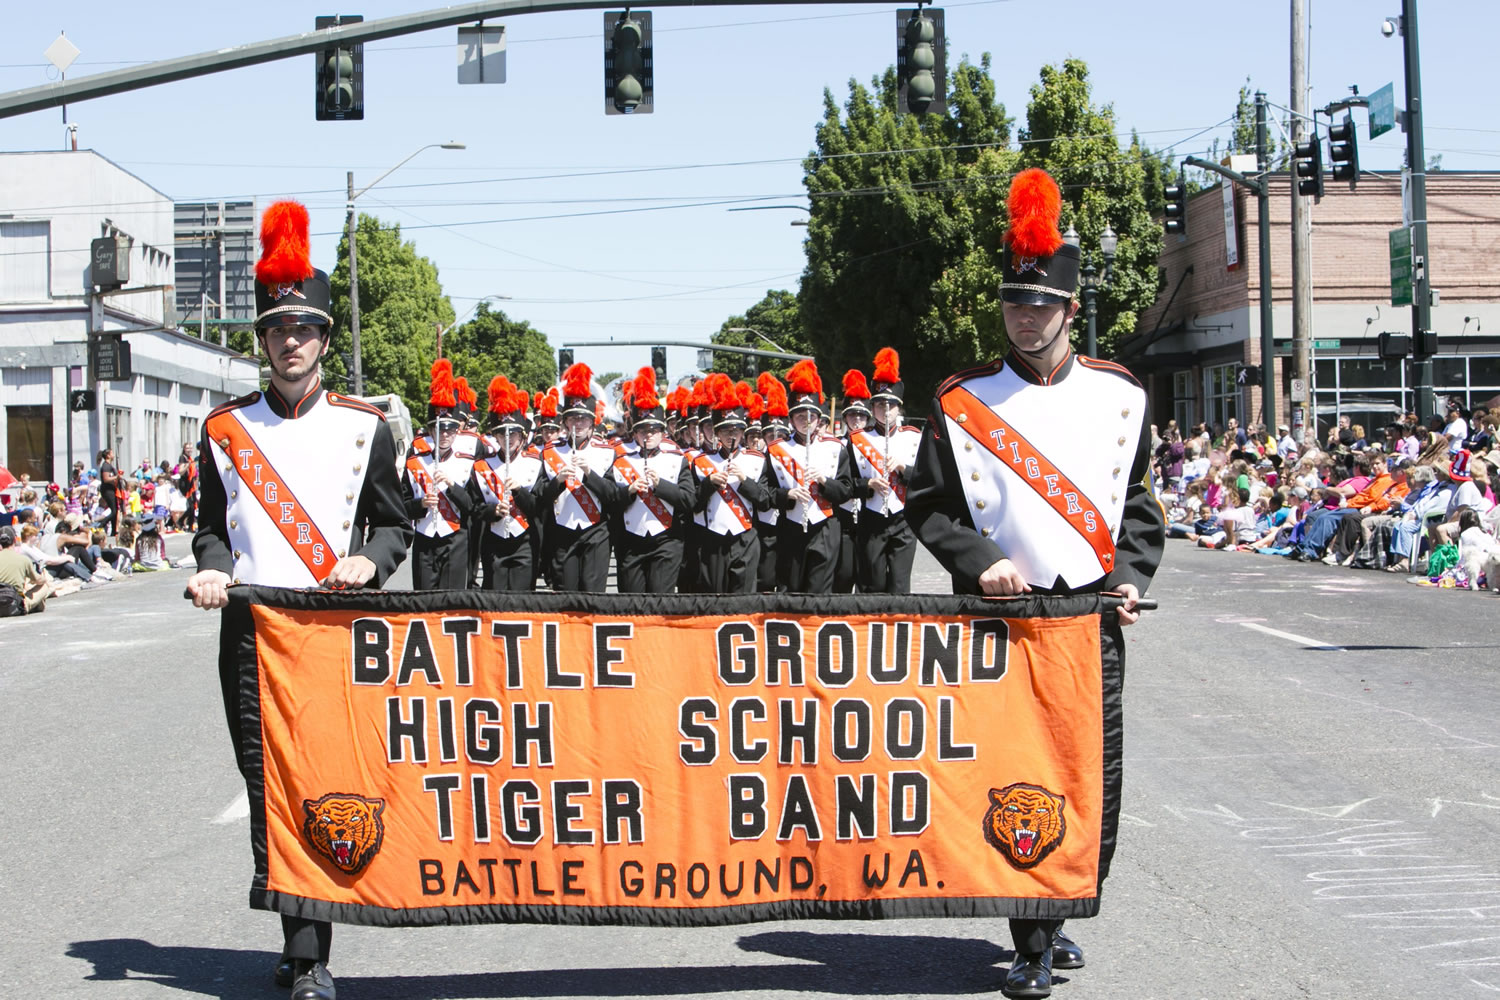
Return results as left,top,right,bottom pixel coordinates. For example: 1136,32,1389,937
68,931,1010,998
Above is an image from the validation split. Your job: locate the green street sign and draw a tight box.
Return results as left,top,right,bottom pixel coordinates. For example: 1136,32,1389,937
1390,226,1413,306
1313,339,1341,350
1369,82,1396,140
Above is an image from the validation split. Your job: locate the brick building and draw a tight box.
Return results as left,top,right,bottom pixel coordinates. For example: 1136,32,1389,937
1125,170,1500,440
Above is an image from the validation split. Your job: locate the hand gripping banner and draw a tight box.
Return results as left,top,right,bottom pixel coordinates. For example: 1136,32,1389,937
233,589,1115,928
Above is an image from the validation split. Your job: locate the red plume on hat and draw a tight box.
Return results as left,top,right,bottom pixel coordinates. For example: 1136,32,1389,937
766,379,790,419
562,362,593,400
455,376,477,410
632,366,661,410
757,372,780,399
842,369,871,401
538,388,560,420
620,376,636,410
748,392,766,423
487,376,513,415
873,348,900,385
736,380,754,408
255,200,314,286
429,359,456,409
785,360,823,402
1005,167,1064,258
702,373,733,411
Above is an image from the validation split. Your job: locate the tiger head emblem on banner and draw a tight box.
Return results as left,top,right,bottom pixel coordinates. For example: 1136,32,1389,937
983,783,1066,870
303,793,386,874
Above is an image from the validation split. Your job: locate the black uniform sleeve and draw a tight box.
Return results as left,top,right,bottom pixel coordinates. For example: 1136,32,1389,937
1103,408,1166,596
536,464,568,506
400,467,427,521
354,420,414,586
736,457,771,509
904,395,1006,592
468,470,500,523
652,458,693,511
690,462,715,514
845,440,875,500
443,478,475,517
583,467,622,506
510,466,544,521
190,429,234,576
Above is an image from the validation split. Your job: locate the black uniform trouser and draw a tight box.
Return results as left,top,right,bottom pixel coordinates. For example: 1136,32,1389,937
217,604,330,964
832,509,858,593
677,521,701,594
1008,617,1127,959
479,529,534,592
412,530,470,590
694,525,760,594
855,509,916,594
755,519,780,592
616,530,684,593
776,516,839,593
548,521,611,592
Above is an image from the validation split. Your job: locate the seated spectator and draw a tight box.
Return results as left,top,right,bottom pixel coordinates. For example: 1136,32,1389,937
1181,441,1210,484
17,523,91,582
53,513,102,577
1198,488,1257,549
1388,465,1457,573
0,525,48,613
1350,423,1369,451
1289,488,1347,562
90,527,133,575
1443,402,1469,455
133,516,172,571
1429,451,1494,548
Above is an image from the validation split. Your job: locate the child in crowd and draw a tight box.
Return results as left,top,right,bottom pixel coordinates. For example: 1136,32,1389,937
133,516,170,571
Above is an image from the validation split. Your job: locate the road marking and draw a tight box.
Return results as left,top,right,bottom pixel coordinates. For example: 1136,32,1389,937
1238,621,1346,651
213,791,248,825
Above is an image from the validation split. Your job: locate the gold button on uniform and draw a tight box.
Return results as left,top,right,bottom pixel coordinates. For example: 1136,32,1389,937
346,491,355,503
1121,408,1130,419
338,549,347,558
233,550,241,559
356,436,366,448
353,463,362,474
230,490,237,498
976,500,986,510
1111,494,1119,502
230,519,238,529
1117,436,1126,446
981,527,991,537
342,520,351,529
970,471,981,482
1112,467,1121,478
957,413,968,424
219,437,230,449
223,465,233,474
964,441,973,451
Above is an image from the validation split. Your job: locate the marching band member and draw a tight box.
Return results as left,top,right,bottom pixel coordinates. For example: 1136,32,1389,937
611,368,694,592
849,348,922,594
674,379,710,594
833,368,872,592
755,374,790,592
690,375,771,594
402,360,477,590
537,363,621,591
470,377,542,591
187,200,411,1000
766,360,854,592
905,168,1164,1000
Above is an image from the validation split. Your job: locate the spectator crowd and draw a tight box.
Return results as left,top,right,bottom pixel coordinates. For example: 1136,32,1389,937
1153,400,1500,590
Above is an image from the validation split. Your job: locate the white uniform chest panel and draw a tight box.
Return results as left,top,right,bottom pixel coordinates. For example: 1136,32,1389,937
475,455,542,537
852,429,921,514
544,444,613,528
943,365,1143,589
698,451,762,535
210,399,377,587
614,452,684,536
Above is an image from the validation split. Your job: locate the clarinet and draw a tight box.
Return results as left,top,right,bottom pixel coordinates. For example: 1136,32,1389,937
802,433,813,534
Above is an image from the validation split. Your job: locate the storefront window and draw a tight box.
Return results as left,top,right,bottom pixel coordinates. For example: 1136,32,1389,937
1173,371,1194,430
1204,363,1239,433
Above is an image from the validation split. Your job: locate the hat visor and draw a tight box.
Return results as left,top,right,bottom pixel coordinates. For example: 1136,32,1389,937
257,311,331,330
1000,287,1071,306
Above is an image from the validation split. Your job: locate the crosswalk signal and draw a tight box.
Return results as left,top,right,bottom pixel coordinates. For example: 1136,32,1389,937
651,346,667,382
69,389,97,412
315,15,364,121
1294,135,1324,200
604,11,653,115
1328,114,1359,188
558,348,574,375
897,8,946,116
1236,365,1261,387
1163,176,1187,236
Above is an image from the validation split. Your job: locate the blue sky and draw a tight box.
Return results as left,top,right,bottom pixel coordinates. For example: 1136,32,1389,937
3,0,1494,382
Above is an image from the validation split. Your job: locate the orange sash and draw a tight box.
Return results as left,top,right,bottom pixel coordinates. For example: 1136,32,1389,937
205,412,339,581
405,456,461,531
851,431,907,504
613,456,674,530
541,448,602,525
692,453,754,531
472,461,529,532
767,441,834,516
940,387,1117,575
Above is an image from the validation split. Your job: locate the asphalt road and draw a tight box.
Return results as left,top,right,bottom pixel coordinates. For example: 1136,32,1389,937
3,537,1500,999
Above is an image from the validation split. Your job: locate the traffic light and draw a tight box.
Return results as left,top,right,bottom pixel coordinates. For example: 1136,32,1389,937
604,11,653,115
1163,176,1187,236
896,8,946,116
558,348,574,375
1294,135,1324,200
1378,332,1411,358
651,346,667,382
1236,365,1261,387
314,15,364,121
1328,114,1359,188
69,389,97,412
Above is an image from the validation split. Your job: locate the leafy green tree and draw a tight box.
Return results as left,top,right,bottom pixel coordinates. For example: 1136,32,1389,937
327,213,455,417
441,301,559,409
711,289,810,376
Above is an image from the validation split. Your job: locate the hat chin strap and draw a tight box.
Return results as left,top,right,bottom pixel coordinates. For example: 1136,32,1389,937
1012,319,1071,368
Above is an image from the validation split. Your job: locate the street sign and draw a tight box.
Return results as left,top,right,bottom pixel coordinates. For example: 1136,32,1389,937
456,24,505,84
1312,339,1341,350
1290,378,1308,403
1390,226,1413,306
1369,82,1396,140
91,335,132,383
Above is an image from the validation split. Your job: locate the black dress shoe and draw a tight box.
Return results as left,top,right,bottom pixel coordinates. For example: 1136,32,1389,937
274,956,294,988
290,960,336,1000
1002,949,1052,999
1051,927,1085,969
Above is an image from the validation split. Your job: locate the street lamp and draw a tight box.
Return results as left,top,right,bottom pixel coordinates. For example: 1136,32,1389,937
436,293,512,358
1074,225,1118,358
346,140,465,395
726,326,788,353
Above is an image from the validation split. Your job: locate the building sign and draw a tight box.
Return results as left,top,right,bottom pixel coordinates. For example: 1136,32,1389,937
1390,227,1413,307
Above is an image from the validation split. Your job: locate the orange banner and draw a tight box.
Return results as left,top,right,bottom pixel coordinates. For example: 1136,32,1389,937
238,589,1108,927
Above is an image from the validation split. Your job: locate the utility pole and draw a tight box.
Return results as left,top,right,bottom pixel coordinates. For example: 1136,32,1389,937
1254,92,1276,431
347,171,362,396
1402,0,1434,422
1290,0,1312,446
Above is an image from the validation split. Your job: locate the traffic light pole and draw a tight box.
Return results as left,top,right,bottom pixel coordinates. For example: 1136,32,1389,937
1186,96,1276,432
1402,0,1434,423
347,172,362,397
563,339,812,362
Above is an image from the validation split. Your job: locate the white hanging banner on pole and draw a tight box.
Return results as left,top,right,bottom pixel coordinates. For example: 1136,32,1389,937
457,24,506,84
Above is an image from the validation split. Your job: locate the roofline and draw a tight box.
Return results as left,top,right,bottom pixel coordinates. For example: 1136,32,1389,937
0,148,172,201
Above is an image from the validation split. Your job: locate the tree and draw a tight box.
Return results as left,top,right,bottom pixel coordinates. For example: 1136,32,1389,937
799,54,1015,400
326,213,455,417
711,289,809,376
441,302,558,404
